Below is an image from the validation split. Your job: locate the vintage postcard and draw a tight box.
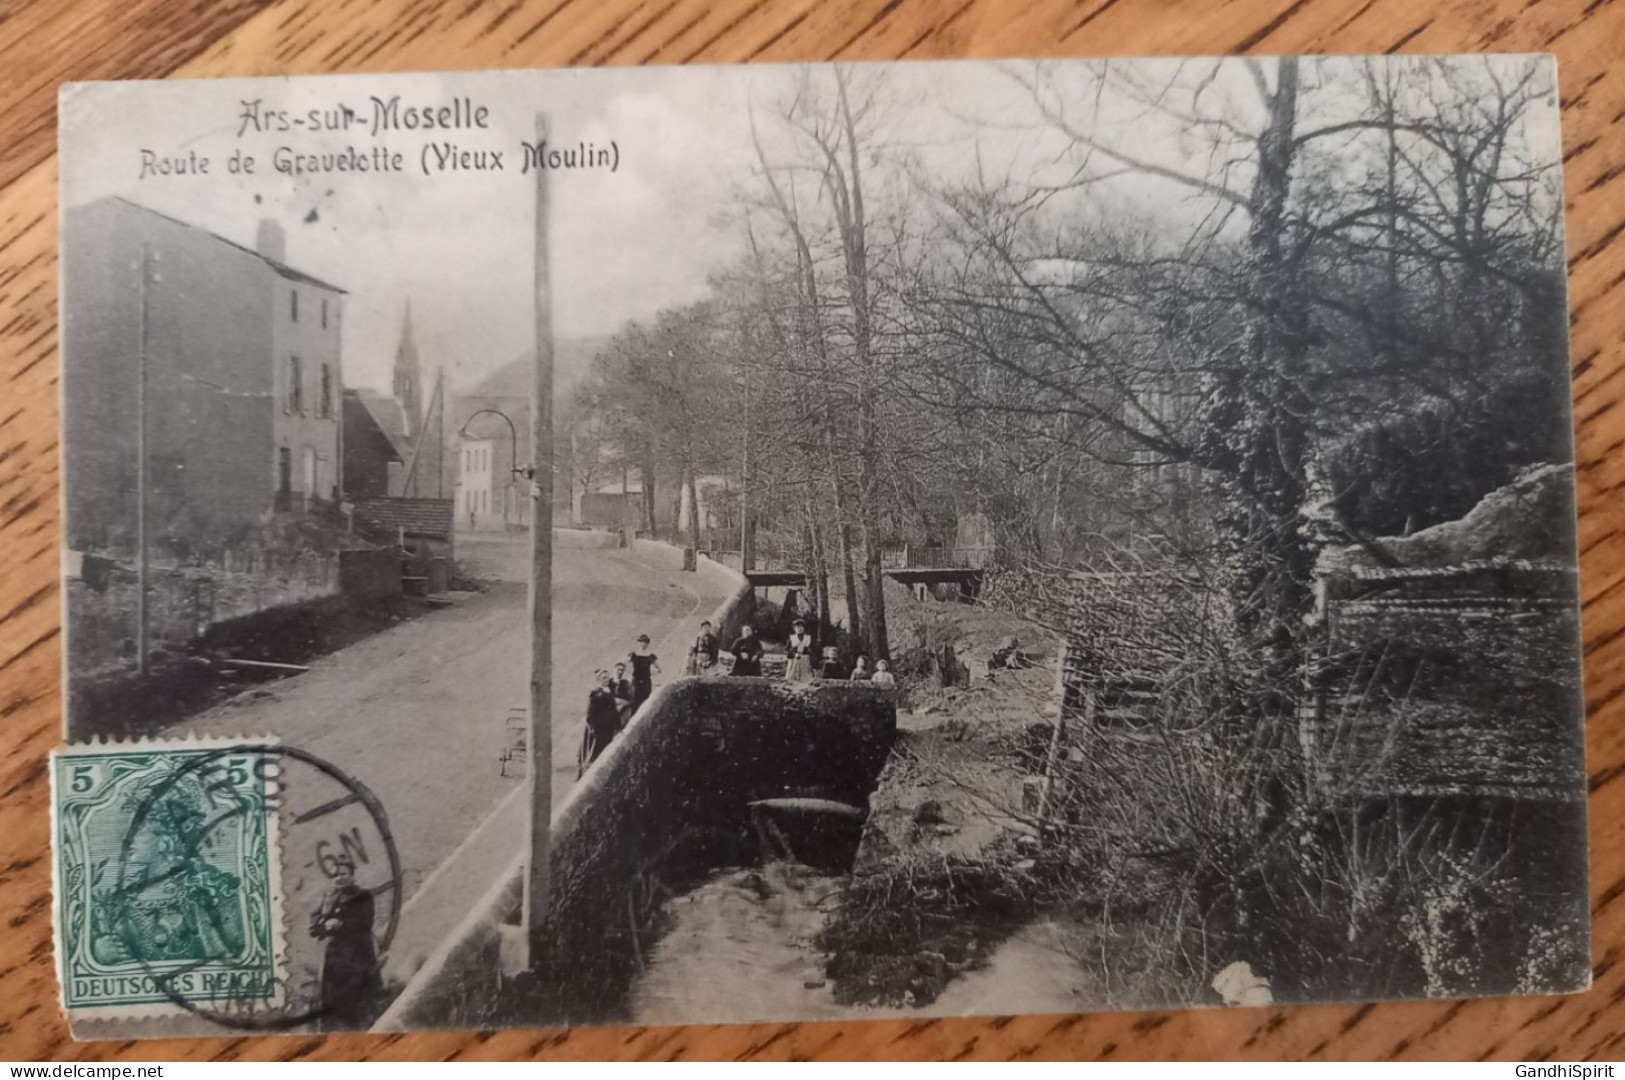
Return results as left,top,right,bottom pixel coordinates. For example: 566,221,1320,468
55,55,1587,1038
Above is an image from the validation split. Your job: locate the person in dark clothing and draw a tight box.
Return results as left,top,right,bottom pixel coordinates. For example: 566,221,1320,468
689,620,721,675
310,854,382,1031
627,634,661,713
730,624,764,677
819,646,846,680
579,670,622,777
611,661,635,729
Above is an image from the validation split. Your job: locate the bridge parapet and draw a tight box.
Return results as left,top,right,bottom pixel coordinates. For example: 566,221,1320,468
379,678,897,1030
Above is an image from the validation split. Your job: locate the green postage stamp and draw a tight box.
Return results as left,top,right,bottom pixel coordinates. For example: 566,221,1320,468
51,738,284,1018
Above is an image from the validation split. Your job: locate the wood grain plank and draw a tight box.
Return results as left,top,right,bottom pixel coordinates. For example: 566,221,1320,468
3,0,1625,1061
0,1,271,192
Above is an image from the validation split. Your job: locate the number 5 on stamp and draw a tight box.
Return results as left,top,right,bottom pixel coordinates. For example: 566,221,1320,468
51,738,285,1019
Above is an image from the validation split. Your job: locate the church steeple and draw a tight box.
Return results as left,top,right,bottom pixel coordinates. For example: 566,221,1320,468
391,299,423,441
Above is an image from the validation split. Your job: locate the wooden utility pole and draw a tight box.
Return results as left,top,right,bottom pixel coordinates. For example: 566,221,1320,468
740,354,754,571
523,112,556,968
135,244,152,676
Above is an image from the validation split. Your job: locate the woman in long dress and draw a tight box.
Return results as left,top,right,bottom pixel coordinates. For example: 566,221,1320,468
687,619,720,676
628,634,661,713
784,620,814,683
309,854,381,1031
578,670,622,777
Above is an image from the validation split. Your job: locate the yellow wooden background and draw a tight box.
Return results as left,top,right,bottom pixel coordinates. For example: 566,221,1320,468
2,0,1623,1061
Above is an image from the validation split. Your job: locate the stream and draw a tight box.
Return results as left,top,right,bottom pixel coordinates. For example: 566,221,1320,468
631,862,857,1025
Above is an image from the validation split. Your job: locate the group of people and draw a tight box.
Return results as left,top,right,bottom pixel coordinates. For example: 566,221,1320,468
783,620,896,686
578,633,660,777
692,617,896,686
578,618,897,778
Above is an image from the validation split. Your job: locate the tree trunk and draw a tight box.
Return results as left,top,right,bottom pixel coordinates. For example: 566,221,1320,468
804,505,830,632
1201,56,1315,705
833,70,889,663
685,464,701,552
640,436,657,534
740,410,756,571
829,462,862,648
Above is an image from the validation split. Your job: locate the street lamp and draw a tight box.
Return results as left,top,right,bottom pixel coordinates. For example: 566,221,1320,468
459,408,530,528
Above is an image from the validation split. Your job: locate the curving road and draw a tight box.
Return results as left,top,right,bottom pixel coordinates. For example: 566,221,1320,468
165,530,732,1007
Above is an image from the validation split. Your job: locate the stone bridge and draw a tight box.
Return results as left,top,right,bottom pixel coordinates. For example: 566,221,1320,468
378,678,897,1030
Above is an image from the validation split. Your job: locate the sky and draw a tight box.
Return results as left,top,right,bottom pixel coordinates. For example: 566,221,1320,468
59,56,1559,398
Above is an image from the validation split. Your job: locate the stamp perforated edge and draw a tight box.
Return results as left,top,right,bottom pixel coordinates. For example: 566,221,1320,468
51,734,287,1023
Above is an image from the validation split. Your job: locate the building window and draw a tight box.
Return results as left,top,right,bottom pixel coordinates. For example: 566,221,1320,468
287,356,303,414
319,364,332,419
321,298,328,328
277,447,292,510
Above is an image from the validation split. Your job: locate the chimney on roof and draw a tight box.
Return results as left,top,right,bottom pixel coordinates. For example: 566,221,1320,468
256,219,286,263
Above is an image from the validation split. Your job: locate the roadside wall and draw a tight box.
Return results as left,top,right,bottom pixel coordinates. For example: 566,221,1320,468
554,527,622,551
66,529,344,680
695,553,754,644
631,536,683,569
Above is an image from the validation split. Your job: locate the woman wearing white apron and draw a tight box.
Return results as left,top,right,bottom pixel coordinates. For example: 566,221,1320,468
784,620,814,683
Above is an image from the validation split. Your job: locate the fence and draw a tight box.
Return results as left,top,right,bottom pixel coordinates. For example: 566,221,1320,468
879,544,994,570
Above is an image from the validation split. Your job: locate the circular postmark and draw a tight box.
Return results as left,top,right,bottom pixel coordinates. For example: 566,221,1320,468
112,742,402,1032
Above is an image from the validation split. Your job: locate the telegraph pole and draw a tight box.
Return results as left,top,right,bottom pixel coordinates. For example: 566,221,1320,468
740,354,754,572
523,112,556,969
135,244,152,677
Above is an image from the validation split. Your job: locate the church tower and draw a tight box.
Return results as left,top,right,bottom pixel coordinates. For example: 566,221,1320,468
391,299,423,442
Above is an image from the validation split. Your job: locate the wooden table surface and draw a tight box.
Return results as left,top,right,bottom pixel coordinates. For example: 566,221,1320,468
2,0,1623,1062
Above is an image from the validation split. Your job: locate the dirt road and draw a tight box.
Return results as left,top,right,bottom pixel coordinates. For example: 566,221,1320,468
166,531,733,1001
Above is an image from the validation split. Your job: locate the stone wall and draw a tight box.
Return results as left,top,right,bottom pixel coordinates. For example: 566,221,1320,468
338,548,401,601
65,524,346,680
1305,561,1583,801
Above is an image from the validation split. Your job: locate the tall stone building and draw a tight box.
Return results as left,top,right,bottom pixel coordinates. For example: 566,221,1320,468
62,196,347,551
60,197,350,682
